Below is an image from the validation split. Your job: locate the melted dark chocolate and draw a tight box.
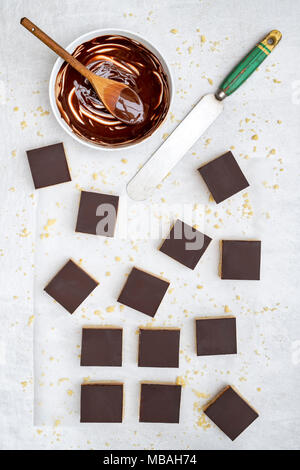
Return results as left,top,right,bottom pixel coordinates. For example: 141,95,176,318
55,35,170,147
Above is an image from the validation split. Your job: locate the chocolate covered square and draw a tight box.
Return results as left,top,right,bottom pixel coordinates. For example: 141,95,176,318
81,328,122,366
139,383,181,423
221,240,261,280
159,219,212,270
117,267,169,317
75,190,119,237
204,386,259,440
80,383,123,423
198,151,249,203
44,259,98,314
138,329,180,367
26,142,71,189
196,317,237,356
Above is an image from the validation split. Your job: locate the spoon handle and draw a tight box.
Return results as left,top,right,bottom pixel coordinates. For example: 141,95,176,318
20,17,93,81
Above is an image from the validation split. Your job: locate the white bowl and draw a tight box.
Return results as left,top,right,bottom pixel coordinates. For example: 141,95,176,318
49,28,173,150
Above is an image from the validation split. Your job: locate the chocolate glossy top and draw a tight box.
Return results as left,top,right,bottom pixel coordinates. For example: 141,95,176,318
159,219,212,270
117,267,170,317
139,383,182,423
198,151,249,204
221,240,261,280
196,317,237,356
138,329,180,368
80,328,122,367
204,386,258,440
80,383,123,423
44,259,98,314
75,190,119,237
55,35,170,147
26,143,71,189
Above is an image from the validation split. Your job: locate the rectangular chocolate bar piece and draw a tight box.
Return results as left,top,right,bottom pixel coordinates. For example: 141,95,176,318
204,385,259,440
221,240,261,280
26,142,71,189
198,151,249,203
138,328,180,367
80,383,123,423
44,259,98,314
75,190,119,237
139,383,182,423
196,317,237,356
81,327,122,366
159,219,212,270
117,267,170,317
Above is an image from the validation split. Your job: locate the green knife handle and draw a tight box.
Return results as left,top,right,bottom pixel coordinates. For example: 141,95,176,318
216,30,282,100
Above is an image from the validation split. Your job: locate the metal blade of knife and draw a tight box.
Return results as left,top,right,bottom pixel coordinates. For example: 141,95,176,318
127,30,282,201
127,94,223,201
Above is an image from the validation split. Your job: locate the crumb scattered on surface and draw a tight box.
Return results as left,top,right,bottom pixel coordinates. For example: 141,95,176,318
176,376,186,387
192,389,210,399
106,306,115,313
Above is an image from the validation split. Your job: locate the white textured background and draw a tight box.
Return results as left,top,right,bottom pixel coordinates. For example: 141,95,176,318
1,0,300,450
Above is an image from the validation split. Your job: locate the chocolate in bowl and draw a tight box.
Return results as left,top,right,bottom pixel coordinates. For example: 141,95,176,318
54,35,170,148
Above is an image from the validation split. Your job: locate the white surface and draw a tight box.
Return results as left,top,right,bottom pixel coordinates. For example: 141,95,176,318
127,94,223,200
1,0,300,450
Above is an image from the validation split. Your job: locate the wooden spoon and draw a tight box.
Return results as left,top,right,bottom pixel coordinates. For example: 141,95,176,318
20,17,145,125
